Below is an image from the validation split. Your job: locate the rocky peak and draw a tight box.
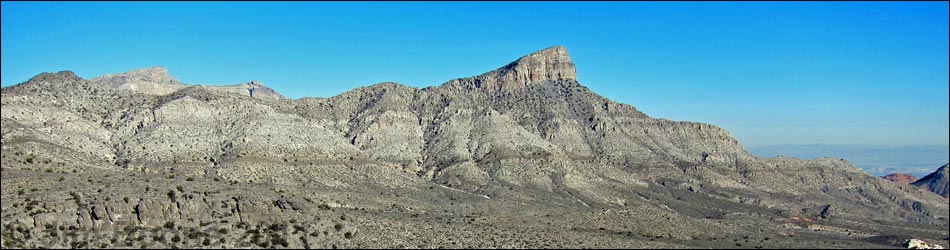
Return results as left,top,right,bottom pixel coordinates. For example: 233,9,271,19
26,70,83,84
449,46,577,93
91,66,183,89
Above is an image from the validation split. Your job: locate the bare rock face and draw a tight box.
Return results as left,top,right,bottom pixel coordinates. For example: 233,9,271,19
445,45,576,93
913,164,949,198
90,66,185,95
883,173,919,184
905,238,946,249
203,80,288,101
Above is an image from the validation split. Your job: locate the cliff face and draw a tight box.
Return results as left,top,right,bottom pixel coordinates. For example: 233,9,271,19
1,46,948,249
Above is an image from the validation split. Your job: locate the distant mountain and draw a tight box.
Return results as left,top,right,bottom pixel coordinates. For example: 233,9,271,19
882,173,918,185
748,144,949,177
913,164,949,198
90,66,184,95
90,66,287,101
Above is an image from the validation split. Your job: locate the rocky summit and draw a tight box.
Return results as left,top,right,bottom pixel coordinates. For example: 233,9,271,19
1,46,948,249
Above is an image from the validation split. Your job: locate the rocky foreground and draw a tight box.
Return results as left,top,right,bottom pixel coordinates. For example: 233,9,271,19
1,46,948,248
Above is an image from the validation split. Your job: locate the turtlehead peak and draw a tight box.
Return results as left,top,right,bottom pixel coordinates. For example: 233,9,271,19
448,46,577,92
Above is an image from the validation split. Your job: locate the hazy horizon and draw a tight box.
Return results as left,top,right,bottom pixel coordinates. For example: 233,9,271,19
748,144,949,178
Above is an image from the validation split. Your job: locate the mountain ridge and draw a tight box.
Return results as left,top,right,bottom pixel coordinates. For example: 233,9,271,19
1,46,947,249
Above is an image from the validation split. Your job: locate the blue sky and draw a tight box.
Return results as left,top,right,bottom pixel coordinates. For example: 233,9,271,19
2,1,948,147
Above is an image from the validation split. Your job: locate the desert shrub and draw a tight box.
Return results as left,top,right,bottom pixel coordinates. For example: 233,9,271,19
268,223,287,232
271,235,289,247
167,191,177,202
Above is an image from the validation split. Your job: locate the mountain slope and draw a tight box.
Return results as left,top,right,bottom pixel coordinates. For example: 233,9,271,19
913,164,949,197
1,46,947,249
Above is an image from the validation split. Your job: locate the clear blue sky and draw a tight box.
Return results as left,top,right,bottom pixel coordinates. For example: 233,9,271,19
2,1,948,147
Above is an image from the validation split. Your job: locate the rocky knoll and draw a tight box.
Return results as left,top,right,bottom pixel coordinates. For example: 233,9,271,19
1,46,948,248
883,173,919,185
90,66,184,96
